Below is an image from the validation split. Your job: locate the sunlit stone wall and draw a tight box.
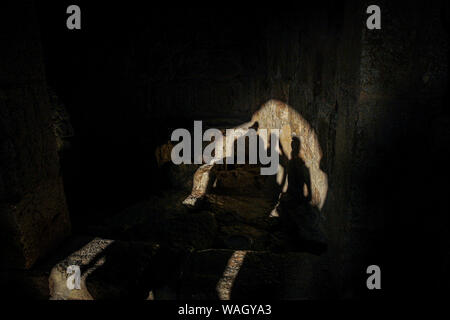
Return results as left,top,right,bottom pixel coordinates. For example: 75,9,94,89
251,99,328,210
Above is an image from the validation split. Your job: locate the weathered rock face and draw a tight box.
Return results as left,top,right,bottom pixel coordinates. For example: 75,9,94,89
0,2,71,269
49,237,161,300
47,238,323,300
251,99,328,210
180,249,321,300
48,88,74,152
169,99,327,213
135,3,363,298
341,0,449,298
12,0,446,299
145,1,448,298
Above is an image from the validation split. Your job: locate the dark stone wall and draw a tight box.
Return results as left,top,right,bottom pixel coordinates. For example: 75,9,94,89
124,2,365,298
34,1,448,298
346,0,449,298
0,1,71,269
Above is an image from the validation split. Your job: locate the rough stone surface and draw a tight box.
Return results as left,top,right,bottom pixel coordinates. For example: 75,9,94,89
49,237,161,300
339,0,449,298
0,2,71,269
3,1,446,299
95,193,218,250
180,249,321,300
86,156,328,273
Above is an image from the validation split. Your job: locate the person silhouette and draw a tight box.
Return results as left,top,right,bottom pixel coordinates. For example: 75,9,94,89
279,136,312,206
278,135,327,254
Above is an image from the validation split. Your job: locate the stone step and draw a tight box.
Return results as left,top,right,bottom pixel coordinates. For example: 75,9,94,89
179,249,323,300
83,189,325,254
84,193,289,253
88,193,218,250
0,235,186,300
211,165,281,198
2,235,328,300
47,237,186,300
277,200,328,255
1,236,96,300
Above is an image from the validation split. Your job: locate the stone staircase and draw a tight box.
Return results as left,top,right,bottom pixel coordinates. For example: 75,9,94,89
4,162,328,300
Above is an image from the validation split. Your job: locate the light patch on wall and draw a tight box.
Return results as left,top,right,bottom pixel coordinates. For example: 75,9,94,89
216,250,247,300
251,99,328,210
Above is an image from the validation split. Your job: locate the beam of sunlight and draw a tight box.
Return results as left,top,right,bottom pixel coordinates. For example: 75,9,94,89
216,250,247,300
252,99,328,211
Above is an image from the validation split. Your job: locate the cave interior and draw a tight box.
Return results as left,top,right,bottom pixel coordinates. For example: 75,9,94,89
0,1,448,300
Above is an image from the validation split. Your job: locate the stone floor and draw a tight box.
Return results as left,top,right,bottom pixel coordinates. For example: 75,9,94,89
4,163,328,300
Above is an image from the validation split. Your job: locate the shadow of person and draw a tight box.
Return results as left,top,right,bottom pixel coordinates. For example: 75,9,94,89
280,136,312,204
182,122,327,255
278,136,327,255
